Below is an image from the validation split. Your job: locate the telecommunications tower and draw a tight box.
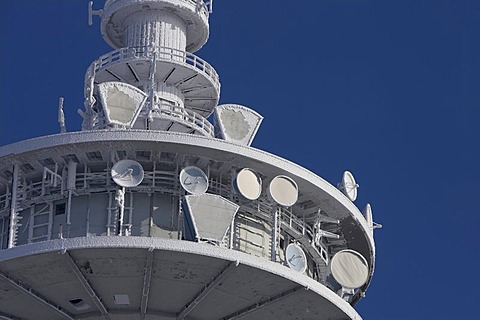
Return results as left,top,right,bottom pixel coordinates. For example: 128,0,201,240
0,1,381,319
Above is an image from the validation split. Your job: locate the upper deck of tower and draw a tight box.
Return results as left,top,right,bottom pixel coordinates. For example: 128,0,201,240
100,0,212,52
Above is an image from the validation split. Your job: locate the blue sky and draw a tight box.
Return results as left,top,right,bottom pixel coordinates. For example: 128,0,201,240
1,1,479,319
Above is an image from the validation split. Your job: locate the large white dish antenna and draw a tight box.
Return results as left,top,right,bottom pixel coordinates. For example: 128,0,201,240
183,194,239,243
232,168,262,200
111,160,144,187
180,166,209,195
330,249,369,289
285,243,307,273
268,175,298,207
339,171,359,201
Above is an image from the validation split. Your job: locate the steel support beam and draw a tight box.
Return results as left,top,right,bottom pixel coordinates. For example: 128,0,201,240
177,261,237,320
140,248,155,319
0,271,74,320
64,251,111,320
222,286,303,320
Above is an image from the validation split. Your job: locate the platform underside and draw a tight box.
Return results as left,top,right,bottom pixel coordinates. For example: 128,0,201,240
0,237,360,320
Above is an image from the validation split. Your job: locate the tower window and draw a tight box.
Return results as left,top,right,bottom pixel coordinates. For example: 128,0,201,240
55,203,66,215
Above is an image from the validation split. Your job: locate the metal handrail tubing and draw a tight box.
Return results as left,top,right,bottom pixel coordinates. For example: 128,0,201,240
93,46,219,90
104,0,210,18
156,104,214,136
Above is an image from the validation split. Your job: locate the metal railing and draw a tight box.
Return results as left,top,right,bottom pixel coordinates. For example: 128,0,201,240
92,45,220,92
104,0,212,16
154,104,215,136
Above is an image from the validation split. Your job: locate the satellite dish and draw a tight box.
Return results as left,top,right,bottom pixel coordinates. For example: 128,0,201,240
338,171,359,201
232,168,262,200
330,249,369,289
363,203,382,231
180,166,209,195
268,175,298,207
111,160,144,187
285,243,307,273
363,203,374,231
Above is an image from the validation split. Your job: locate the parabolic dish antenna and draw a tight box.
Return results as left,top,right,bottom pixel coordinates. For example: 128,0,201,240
180,166,209,195
339,171,359,202
363,203,374,231
111,160,144,187
285,243,307,273
232,168,262,200
268,175,298,207
363,203,382,231
330,249,369,289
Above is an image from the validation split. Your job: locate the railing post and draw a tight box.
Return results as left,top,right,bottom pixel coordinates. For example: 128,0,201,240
8,164,19,248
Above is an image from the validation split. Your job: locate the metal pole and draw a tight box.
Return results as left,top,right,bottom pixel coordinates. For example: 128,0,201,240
8,164,19,248
270,208,278,262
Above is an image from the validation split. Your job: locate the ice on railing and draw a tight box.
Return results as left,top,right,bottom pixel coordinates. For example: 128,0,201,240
91,46,220,91
104,0,211,15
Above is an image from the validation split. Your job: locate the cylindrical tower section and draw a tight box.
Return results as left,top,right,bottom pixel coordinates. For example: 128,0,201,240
124,10,187,51
101,0,211,52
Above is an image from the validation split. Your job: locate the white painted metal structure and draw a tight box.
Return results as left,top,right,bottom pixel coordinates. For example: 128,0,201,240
0,1,380,319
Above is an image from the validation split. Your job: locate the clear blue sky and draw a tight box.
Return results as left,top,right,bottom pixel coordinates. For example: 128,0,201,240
1,1,479,319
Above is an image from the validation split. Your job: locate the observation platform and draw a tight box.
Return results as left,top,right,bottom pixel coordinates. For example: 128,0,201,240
88,46,220,118
0,130,375,320
0,237,361,320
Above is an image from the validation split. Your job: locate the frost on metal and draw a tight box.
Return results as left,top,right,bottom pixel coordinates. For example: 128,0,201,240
96,81,148,128
0,1,379,319
214,104,264,146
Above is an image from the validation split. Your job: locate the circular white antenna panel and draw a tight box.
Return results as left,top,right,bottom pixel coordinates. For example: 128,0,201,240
268,175,298,207
233,168,262,200
330,249,369,289
180,166,209,195
285,243,307,273
340,171,358,201
111,160,144,187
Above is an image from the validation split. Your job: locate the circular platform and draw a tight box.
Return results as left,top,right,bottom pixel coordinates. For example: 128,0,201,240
90,46,220,117
0,237,362,320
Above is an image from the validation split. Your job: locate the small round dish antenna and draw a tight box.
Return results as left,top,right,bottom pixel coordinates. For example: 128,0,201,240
339,171,359,201
330,249,369,289
268,175,298,207
363,203,374,231
232,168,262,200
363,203,382,231
285,243,307,273
180,166,209,195
111,160,144,187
